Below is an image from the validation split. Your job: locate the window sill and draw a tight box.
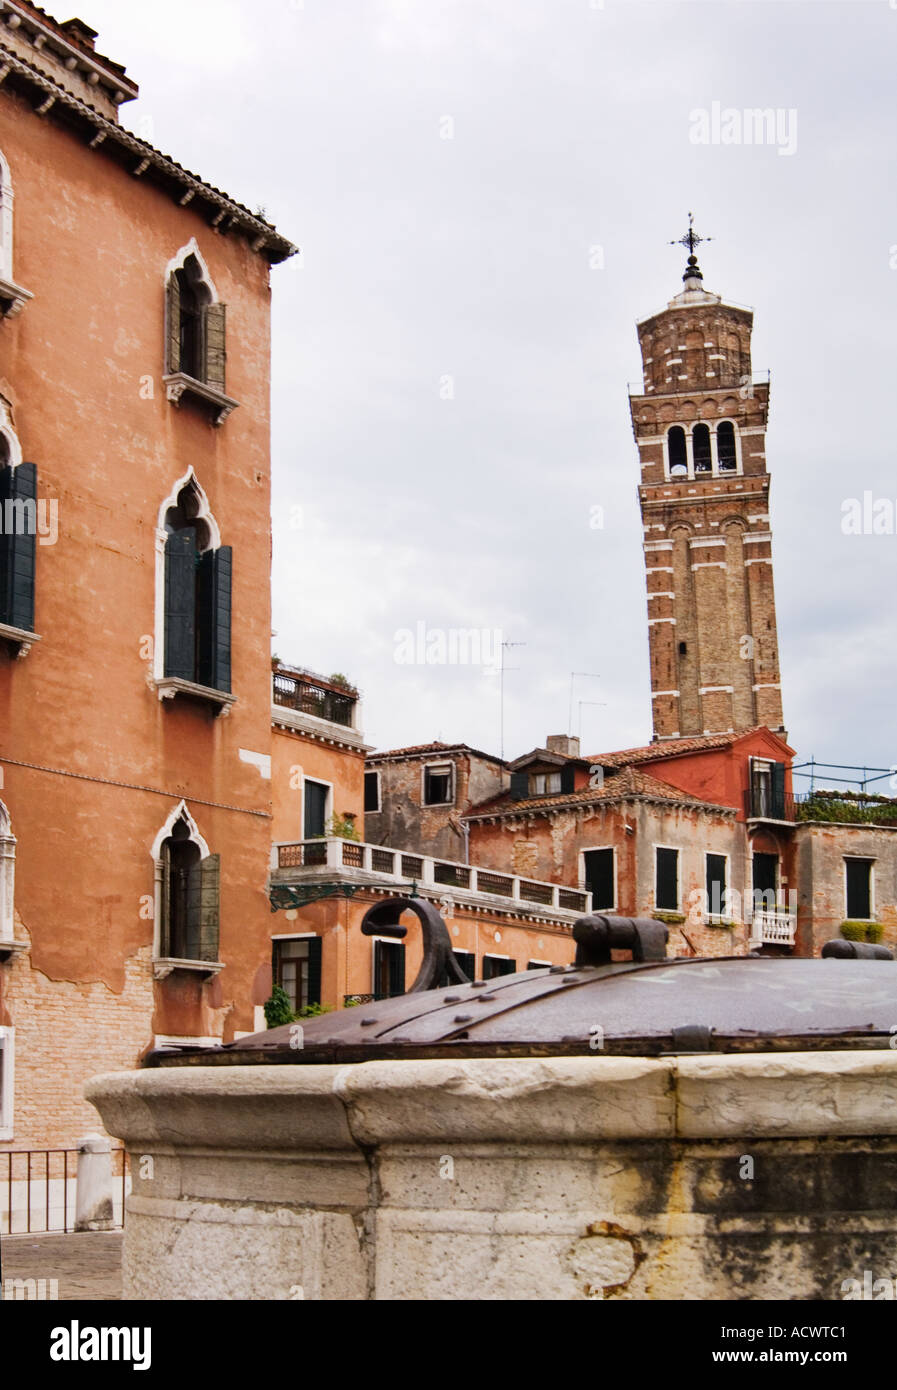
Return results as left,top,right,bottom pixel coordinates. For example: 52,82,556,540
0,275,34,319
0,939,28,963
156,676,236,716
153,957,225,981
0,622,40,658
163,372,239,426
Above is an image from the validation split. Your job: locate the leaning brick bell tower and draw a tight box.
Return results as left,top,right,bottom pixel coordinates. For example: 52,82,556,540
628,216,785,741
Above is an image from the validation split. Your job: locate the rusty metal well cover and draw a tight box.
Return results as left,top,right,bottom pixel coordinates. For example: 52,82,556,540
150,957,897,1067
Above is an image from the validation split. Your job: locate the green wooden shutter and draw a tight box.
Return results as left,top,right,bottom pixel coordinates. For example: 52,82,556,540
197,546,232,692
185,855,203,960
204,303,226,392
164,528,197,680
510,771,529,800
0,463,37,632
771,762,786,819
307,936,322,1007
501,957,517,976
166,275,181,374
198,854,220,961
560,764,576,794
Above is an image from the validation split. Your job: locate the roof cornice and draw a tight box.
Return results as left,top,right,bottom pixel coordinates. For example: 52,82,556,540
0,41,297,264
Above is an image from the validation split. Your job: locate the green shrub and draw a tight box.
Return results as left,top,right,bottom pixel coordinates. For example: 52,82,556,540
295,1001,332,1019
263,984,295,1028
840,920,883,944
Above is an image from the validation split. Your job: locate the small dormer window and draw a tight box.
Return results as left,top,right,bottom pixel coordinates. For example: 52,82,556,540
531,772,562,796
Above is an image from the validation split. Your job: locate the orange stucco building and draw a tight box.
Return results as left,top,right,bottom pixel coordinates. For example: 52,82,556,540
0,5,295,1148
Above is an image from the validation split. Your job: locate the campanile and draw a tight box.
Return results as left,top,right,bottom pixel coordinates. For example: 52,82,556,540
629,219,785,741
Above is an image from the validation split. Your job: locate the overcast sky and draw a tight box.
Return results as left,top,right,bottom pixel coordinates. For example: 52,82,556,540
87,0,897,788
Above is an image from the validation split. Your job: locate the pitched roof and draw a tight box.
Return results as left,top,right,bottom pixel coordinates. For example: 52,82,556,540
587,728,790,770
367,741,506,766
464,766,734,819
1,40,296,263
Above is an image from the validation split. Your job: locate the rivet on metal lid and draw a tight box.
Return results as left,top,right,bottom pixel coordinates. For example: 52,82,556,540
471,981,488,988
443,995,461,1003
454,1015,473,1023
360,1018,377,1026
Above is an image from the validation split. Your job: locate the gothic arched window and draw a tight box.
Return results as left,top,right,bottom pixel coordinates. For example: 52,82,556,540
154,805,220,964
717,420,737,472
162,476,232,693
693,423,712,473
668,426,687,477
165,245,226,392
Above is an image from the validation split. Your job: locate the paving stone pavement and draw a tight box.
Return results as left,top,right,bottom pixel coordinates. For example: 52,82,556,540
1,1232,123,1301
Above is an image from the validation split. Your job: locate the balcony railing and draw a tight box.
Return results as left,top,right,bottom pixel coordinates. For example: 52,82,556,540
750,911,796,947
273,837,592,916
744,790,797,822
273,672,356,729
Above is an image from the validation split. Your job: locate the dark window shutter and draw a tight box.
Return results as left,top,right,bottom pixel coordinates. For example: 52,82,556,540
771,762,786,819
198,854,220,961
166,274,181,374
304,780,328,838
560,764,576,794
307,936,322,1006
706,854,727,915
364,771,380,813
501,957,516,976
205,303,227,392
845,860,872,920
656,847,679,911
454,950,475,983
584,848,614,910
164,528,197,680
184,855,203,960
389,942,406,996
510,771,529,800
197,545,232,692
0,463,37,632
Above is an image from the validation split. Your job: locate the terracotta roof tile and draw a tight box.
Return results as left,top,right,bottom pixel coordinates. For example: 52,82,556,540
367,741,505,766
587,729,768,769
465,765,734,818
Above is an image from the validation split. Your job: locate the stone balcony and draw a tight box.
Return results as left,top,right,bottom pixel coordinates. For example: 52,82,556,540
270,836,592,924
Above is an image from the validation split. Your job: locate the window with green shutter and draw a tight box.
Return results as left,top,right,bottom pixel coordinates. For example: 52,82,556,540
0,461,37,635
162,480,233,695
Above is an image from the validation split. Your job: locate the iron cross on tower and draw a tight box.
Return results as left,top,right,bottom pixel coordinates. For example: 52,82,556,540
670,213,712,281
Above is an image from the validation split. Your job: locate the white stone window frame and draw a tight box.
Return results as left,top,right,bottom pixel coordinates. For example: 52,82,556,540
152,468,234,712
301,776,334,840
0,150,32,318
663,420,744,482
843,855,876,923
0,409,39,654
422,761,455,808
0,799,16,945
150,800,220,975
0,1025,14,1140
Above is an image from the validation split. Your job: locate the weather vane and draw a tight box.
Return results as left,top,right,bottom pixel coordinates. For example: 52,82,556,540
670,212,711,259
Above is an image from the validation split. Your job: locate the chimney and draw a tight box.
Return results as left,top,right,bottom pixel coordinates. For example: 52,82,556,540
546,735,580,759
60,18,98,50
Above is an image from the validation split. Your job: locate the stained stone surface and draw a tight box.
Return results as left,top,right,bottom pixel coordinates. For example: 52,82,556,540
88,1052,897,1301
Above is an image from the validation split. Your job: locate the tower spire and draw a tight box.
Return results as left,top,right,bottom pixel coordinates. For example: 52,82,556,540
670,212,712,286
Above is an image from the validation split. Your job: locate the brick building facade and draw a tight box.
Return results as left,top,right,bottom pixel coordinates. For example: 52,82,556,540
0,5,295,1148
629,239,785,741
